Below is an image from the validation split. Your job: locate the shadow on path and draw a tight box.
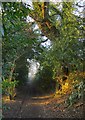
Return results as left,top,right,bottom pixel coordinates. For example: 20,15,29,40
3,84,84,118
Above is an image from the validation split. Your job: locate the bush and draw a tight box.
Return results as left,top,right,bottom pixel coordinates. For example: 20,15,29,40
66,81,85,106
2,79,18,100
34,64,56,93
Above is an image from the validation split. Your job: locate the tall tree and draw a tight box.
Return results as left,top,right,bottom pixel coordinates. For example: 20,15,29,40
2,2,41,81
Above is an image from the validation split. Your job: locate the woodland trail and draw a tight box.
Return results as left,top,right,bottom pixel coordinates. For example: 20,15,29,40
3,85,54,118
3,84,84,118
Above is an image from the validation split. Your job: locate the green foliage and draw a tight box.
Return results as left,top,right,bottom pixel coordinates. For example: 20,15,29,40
15,64,28,85
2,79,18,99
1,2,84,105
66,81,84,106
47,2,84,73
34,62,56,93
43,66,53,80
2,105,10,111
2,2,40,81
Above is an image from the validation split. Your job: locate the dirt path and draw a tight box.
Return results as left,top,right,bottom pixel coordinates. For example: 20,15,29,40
17,99,46,118
3,85,53,118
2,85,84,118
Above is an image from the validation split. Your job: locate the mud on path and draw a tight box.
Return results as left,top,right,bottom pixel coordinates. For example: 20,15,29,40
2,85,84,118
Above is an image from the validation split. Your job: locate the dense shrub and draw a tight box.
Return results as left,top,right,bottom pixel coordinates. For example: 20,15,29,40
2,79,18,100
34,64,56,94
66,80,85,106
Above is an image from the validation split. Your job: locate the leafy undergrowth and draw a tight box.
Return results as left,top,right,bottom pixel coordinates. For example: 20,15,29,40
2,72,84,118
55,71,85,107
2,71,84,118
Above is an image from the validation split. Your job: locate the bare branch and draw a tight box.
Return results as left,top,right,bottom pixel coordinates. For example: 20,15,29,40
38,39,49,46
76,3,85,7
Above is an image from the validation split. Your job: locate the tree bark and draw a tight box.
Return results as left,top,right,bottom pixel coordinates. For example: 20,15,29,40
8,61,16,82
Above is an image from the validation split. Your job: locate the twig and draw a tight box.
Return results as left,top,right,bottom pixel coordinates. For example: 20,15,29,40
75,103,83,108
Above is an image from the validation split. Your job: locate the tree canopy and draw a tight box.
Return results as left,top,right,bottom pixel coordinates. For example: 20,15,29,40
1,1,85,104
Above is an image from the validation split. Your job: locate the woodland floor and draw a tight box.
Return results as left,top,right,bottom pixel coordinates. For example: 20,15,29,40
2,84,84,119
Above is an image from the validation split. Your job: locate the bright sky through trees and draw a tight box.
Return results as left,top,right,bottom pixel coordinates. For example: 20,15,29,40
27,59,40,83
2,1,84,112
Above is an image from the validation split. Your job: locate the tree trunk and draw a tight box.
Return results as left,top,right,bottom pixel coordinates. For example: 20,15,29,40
8,61,15,82
29,2,60,41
